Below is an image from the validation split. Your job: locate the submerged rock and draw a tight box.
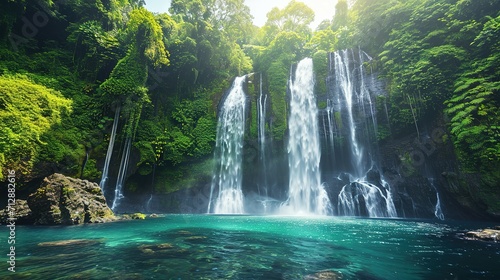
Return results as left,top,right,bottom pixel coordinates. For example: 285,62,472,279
38,239,103,247
304,270,342,280
465,228,500,242
27,173,115,225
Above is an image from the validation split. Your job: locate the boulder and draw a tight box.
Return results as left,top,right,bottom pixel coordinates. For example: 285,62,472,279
0,199,34,224
304,270,342,280
27,173,115,225
465,228,500,242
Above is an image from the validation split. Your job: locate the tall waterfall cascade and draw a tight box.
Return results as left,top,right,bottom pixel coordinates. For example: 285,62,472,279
208,76,247,214
112,136,132,211
99,107,121,194
327,49,397,217
257,73,269,203
281,58,332,215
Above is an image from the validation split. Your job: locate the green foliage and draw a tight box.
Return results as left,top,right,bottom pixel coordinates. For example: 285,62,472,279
306,29,336,53
267,60,288,140
313,50,328,101
126,8,169,67
445,16,500,172
0,74,72,176
82,158,101,180
99,49,148,99
262,0,314,44
67,20,121,80
348,0,500,210
192,117,216,157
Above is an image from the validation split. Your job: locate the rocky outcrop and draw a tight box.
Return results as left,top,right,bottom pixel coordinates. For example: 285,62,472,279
0,199,34,224
465,227,500,242
26,173,115,225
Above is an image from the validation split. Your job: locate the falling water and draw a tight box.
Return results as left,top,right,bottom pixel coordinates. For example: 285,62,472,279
429,178,445,220
282,58,332,215
112,136,132,211
331,50,396,217
257,74,269,203
208,76,247,214
257,73,268,211
146,194,154,213
99,106,121,194
258,74,267,155
334,51,363,173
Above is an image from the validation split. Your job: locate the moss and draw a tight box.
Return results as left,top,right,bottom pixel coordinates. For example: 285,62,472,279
313,50,328,97
0,74,72,176
249,97,258,139
62,187,76,196
130,213,146,219
152,157,214,194
317,101,327,110
268,61,288,140
82,159,101,181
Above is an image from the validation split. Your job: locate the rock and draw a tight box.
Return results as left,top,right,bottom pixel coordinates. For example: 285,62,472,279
27,173,115,225
130,213,146,219
119,213,146,220
184,235,208,243
38,239,103,247
304,270,342,280
0,199,34,224
465,228,500,242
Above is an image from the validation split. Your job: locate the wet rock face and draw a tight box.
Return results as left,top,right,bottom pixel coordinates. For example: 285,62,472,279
27,173,115,225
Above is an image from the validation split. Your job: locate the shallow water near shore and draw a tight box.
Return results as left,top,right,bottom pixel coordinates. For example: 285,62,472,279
2,215,499,279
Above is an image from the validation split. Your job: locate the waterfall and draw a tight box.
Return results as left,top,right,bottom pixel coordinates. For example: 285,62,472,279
111,136,132,211
258,74,267,156
428,178,445,220
330,49,396,217
99,106,121,194
208,76,247,214
257,73,269,203
282,58,332,215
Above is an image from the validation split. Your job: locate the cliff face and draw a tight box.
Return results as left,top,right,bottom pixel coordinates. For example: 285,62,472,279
376,119,492,220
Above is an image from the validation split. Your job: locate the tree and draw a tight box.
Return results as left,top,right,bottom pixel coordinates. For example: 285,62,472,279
206,0,254,44
261,0,315,45
332,0,349,31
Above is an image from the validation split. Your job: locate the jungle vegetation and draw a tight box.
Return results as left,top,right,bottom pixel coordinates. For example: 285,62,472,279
0,0,498,209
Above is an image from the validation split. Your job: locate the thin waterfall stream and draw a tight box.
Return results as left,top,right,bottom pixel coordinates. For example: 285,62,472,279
99,106,121,194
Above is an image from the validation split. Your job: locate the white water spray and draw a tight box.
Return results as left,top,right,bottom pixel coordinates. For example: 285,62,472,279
99,107,121,194
208,76,247,214
112,136,132,211
282,58,332,215
331,50,396,217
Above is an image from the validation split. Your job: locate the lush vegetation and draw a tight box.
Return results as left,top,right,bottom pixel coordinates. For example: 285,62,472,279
0,0,498,212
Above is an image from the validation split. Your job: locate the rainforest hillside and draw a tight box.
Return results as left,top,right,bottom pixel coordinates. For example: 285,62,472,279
0,0,499,216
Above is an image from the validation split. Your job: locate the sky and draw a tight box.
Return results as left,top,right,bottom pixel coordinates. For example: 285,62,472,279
144,0,338,29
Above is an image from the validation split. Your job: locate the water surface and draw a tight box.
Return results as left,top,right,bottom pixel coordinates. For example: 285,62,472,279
2,215,499,279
